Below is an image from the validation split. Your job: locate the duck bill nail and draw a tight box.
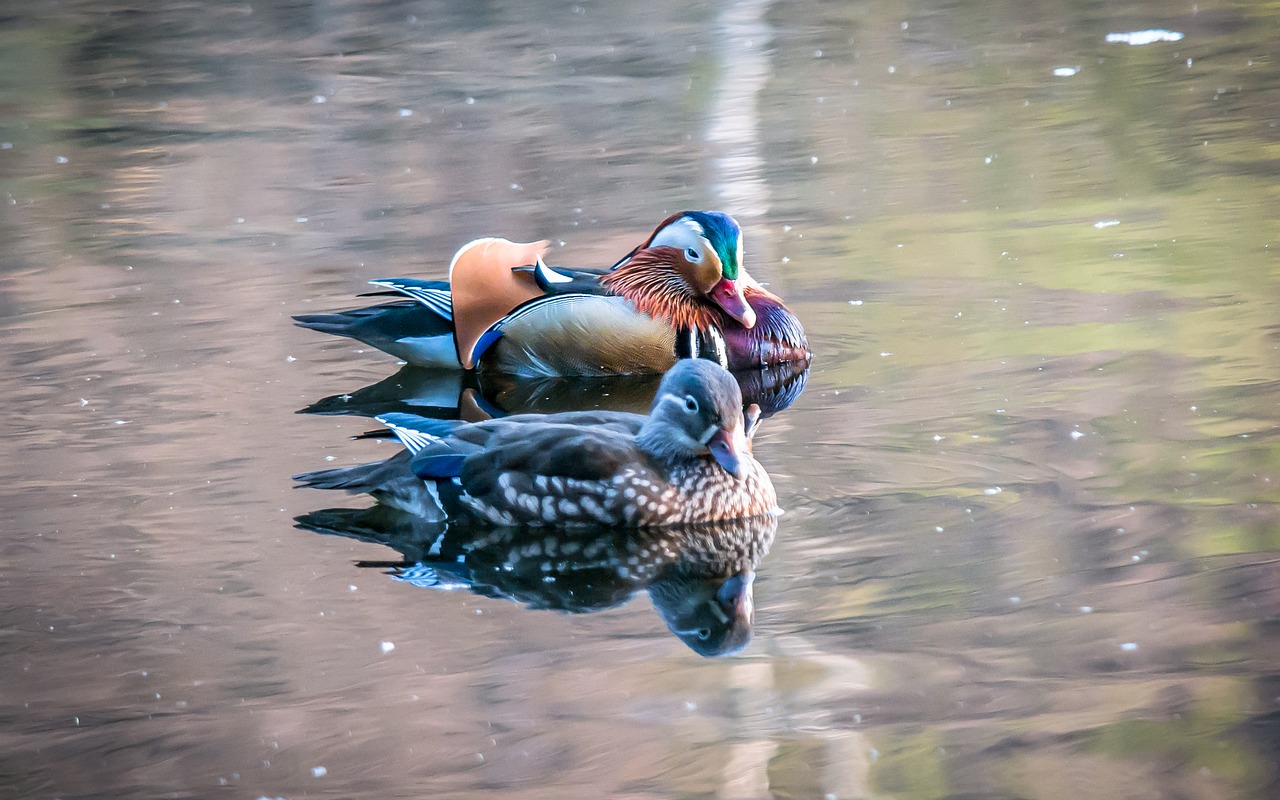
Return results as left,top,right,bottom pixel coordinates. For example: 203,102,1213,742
717,571,755,620
707,429,744,478
710,277,757,329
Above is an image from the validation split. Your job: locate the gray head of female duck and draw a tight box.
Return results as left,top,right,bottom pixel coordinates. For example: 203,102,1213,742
635,358,751,478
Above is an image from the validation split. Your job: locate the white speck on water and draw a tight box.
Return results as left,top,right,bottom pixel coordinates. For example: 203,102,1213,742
901,21,909,30
509,183,521,190
380,641,395,654
1106,30,1184,46
1071,430,1086,440
1189,405,1197,411
296,216,308,223
933,434,944,441
285,355,296,363
56,155,68,163
879,351,893,357
1121,641,1139,651
810,156,818,164
79,398,88,407
1080,606,1093,613
1009,596,1021,604
348,584,357,592
235,217,245,224
1053,66,1079,77
312,94,327,103
887,65,896,73
311,766,327,778
780,256,790,263
0,142,11,149
984,155,993,164
113,420,129,425
935,526,944,533
848,300,863,305
398,107,413,116
984,486,1002,495
323,455,335,462
813,49,823,57
465,97,476,105
1132,554,1142,562
685,701,697,711
1094,219,1120,228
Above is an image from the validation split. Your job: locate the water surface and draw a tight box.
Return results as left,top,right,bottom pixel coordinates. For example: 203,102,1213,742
2,1,1278,798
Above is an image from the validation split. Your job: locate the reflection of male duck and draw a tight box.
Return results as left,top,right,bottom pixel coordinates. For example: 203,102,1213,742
295,360,780,527
300,359,810,421
294,211,809,376
296,505,777,657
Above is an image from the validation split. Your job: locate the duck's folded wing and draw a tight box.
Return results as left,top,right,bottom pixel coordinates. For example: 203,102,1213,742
365,278,453,321
454,424,651,525
293,300,461,368
473,294,678,377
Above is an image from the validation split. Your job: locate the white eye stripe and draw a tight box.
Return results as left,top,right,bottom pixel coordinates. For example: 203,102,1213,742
651,218,711,257
658,393,688,413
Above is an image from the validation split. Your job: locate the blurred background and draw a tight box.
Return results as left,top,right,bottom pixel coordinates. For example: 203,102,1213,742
1,0,1278,797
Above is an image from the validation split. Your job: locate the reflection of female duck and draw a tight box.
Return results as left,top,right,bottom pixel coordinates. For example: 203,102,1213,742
295,360,779,526
296,505,777,656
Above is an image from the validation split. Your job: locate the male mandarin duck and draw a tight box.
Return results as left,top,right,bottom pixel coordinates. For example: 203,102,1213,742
294,359,779,527
293,211,809,377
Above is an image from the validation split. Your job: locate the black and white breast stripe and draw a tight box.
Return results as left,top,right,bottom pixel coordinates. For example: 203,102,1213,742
675,325,728,368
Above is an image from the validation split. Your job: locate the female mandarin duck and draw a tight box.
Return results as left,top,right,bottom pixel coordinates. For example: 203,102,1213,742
294,359,778,527
293,211,809,377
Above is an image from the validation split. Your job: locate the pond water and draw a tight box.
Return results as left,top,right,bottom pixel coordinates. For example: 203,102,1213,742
2,1,1278,798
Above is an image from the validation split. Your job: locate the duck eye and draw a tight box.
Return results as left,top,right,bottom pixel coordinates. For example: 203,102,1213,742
684,395,699,413
685,247,701,262
698,628,711,640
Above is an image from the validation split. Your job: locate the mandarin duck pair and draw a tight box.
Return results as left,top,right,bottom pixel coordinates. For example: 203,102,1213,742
294,211,808,377
295,359,778,528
